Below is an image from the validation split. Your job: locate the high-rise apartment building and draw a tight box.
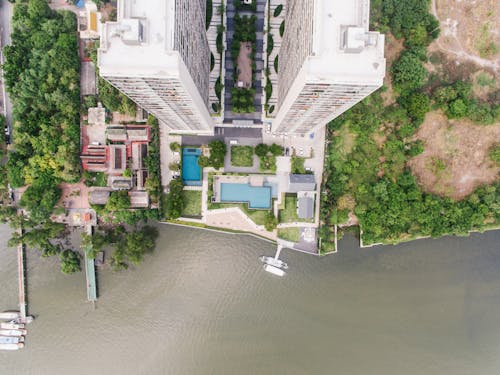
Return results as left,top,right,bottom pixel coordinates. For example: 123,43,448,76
98,0,213,134
273,0,386,135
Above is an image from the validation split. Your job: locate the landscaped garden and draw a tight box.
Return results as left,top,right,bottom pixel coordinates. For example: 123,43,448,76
255,143,283,172
231,145,255,167
230,11,257,113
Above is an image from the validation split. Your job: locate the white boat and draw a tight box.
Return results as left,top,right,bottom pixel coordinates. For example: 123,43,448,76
0,343,24,351
259,256,288,269
0,312,20,320
263,264,285,277
1,322,24,330
0,329,26,336
0,336,23,344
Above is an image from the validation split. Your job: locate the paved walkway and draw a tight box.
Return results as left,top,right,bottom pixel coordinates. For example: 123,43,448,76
205,207,277,240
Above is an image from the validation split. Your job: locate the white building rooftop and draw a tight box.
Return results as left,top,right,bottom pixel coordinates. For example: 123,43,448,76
308,0,385,85
98,0,179,77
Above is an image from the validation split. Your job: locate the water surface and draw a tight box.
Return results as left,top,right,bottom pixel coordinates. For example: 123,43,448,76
0,224,499,375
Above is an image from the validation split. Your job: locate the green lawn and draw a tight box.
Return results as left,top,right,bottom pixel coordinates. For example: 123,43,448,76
182,190,202,217
231,145,254,167
278,194,314,223
278,227,300,243
279,195,299,223
290,156,306,174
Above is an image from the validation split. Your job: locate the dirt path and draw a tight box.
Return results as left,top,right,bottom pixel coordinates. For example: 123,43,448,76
431,0,499,73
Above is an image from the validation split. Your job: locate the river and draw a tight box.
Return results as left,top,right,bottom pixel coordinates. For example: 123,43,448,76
0,223,499,375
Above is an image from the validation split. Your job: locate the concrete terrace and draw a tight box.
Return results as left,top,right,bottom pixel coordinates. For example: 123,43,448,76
264,1,286,118
223,0,266,125
207,0,225,117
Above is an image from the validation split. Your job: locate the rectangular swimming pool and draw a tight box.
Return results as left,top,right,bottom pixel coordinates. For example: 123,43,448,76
220,183,271,209
182,148,202,186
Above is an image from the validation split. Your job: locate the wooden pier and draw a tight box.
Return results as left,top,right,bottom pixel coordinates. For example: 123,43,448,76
17,239,27,322
84,224,97,302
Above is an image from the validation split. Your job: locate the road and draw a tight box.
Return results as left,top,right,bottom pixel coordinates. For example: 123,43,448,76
0,0,14,144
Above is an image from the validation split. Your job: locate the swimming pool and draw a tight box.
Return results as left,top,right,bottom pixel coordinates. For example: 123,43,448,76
182,148,202,186
220,183,272,209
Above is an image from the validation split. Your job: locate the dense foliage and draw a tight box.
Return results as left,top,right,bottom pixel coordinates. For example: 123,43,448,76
4,1,81,190
60,250,81,274
230,13,257,113
163,180,185,219
110,226,159,271
321,93,499,247
208,140,227,169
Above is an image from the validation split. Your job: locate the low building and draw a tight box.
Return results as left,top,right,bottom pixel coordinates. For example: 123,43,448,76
287,174,316,193
89,188,111,205
297,191,315,220
79,1,102,40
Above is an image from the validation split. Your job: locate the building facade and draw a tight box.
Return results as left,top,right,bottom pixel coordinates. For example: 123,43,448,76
273,0,386,135
98,0,213,134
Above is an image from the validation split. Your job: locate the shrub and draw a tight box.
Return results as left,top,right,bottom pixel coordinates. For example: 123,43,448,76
489,144,500,165
273,4,283,17
206,0,213,29
267,33,274,55
279,20,285,37
210,52,215,71
269,143,284,156
170,142,181,152
264,212,278,231
400,92,430,122
255,143,269,157
274,55,279,73
198,155,210,168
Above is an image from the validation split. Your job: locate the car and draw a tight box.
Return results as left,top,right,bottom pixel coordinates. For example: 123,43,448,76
265,123,271,133
285,147,290,156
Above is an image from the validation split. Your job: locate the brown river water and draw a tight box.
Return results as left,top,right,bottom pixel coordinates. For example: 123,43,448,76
0,223,499,375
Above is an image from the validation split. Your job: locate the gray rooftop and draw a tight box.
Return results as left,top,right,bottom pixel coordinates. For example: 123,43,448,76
287,174,316,193
298,197,314,219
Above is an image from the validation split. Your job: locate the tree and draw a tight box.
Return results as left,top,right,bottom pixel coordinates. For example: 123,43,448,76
269,143,284,156
400,92,430,122
106,191,131,211
208,140,227,170
59,250,81,274
163,180,185,219
391,51,427,93
255,143,269,157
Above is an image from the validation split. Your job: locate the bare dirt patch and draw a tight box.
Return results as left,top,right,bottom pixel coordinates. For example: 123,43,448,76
429,0,499,73
236,42,253,88
408,111,500,200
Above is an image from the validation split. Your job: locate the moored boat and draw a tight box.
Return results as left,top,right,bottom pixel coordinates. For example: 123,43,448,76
0,336,23,344
0,322,24,330
0,329,27,336
263,264,285,277
259,256,288,269
0,343,24,350
0,311,20,320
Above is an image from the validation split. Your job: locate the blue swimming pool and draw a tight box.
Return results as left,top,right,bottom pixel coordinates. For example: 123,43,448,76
182,148,202,186
220,183,272,209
